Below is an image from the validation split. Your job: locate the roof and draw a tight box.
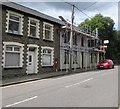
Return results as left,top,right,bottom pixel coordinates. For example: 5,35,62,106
2,1,98,39
2,1,65,25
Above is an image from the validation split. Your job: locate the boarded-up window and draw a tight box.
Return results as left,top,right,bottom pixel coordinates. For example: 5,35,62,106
5,45,21,67
5,52,20,67
42,49,53,66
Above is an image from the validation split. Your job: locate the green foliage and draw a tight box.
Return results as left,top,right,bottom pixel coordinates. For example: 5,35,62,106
79,14,115,40
79,14,120,62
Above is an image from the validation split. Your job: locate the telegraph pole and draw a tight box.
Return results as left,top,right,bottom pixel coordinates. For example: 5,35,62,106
69,4,75,72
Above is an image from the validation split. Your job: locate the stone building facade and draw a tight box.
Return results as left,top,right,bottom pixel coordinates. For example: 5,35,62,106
1,2,103,77
2,2,64,77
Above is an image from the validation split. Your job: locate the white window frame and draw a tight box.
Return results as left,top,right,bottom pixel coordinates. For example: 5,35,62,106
43,22,54,41
6,10,24,35
28,17,40,38
2,42,24,68
41,46,54,66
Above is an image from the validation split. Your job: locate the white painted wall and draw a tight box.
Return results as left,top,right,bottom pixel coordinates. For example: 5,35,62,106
60,30,98,70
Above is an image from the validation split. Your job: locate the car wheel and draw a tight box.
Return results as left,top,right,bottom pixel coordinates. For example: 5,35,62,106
112,65,114,69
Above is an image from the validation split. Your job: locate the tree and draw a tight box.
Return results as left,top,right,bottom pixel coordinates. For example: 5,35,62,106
78,14,120,63
79,14,115,40
115,31,120,61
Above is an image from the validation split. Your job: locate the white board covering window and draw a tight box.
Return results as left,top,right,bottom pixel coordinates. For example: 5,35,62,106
5,52,20,67
6,11,23,35
41,47,54,66
5,45,22,68
42,49,52,65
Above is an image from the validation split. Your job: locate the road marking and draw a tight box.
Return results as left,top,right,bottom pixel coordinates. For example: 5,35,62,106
2,72,97,89
3,67,116,89
2,72,93,89
65,78,93,88
2,79,49,89
5,96,37,107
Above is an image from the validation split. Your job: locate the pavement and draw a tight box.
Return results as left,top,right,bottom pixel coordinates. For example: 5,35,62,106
2,68,97,87
1,66,118,107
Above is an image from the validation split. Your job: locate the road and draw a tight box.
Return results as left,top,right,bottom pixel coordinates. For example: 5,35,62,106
2,66,118,107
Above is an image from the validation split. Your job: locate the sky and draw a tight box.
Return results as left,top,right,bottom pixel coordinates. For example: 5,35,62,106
15,1,118,29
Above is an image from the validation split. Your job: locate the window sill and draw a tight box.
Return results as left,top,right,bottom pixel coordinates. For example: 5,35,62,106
28,36,40,39
41,65,53,67
4,66,23,69
43,39,53,42
6,32,23,37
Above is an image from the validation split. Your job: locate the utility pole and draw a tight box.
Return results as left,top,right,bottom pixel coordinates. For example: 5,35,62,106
69,4,75,72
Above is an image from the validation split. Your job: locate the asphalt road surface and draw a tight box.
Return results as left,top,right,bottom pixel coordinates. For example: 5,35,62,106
2,66,118,107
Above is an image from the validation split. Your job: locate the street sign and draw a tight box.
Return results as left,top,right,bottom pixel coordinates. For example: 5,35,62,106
104,40,109,44
104,46,107,48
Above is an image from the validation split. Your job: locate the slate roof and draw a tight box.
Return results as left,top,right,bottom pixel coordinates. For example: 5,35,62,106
1,0,97,38
2,1,65,25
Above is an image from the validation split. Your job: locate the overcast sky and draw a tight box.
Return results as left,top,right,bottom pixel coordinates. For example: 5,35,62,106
17,1,118,29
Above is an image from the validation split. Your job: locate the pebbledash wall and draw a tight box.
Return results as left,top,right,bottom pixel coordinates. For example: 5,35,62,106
2,2,64,77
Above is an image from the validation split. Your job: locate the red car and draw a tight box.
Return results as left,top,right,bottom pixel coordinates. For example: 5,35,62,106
97,59,114,69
